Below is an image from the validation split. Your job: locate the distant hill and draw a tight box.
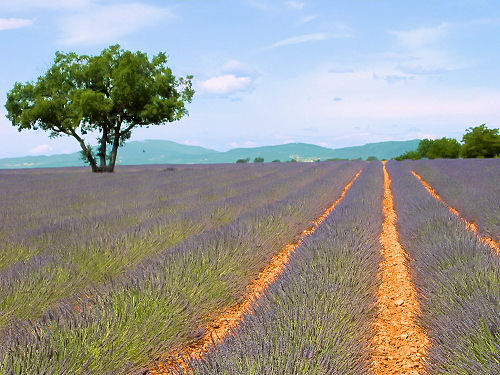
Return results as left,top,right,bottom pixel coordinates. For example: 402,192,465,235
0,139,420,169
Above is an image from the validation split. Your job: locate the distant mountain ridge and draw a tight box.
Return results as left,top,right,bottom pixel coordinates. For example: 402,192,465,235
0,139,420,169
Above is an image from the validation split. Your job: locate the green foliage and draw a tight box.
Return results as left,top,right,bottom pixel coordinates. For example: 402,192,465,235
396,124,500,160
5,45,194,172
426,137,461,159
396,137,460,160
461,124,500,158
253,157,264,163
272,159,281,162
394,150,421,161
366,156,378,161
235,158,250,163
416,139,434,158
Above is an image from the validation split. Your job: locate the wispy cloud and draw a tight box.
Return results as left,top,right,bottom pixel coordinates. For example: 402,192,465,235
222,60,258,76
0,0,90,11
396,64,449,75
285,1,305,10
269,30,351,49
389,22,450,48
59,2,171,45
246,0,271,11
300,15,317,24
386,22,460,75
0,17,33,30
373,72,414,84
197,75,253,95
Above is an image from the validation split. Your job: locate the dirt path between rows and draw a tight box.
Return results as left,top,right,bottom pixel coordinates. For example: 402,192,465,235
370,163,429,375
412,170,500,255
147,169,363,375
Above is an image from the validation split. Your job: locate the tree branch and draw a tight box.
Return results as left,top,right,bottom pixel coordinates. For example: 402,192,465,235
119,122,136,137
68,128,98,170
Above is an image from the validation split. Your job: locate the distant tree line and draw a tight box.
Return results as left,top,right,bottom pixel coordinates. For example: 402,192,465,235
236,157,265,163
235,157,303,163
395,124,500,160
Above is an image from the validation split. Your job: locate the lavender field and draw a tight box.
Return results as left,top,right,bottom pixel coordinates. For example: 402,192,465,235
0,160,499,375
389,161,500,374
408,159,500,242
0,162,363,373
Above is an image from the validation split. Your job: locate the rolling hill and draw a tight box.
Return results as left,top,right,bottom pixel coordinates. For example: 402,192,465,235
0,139,420,169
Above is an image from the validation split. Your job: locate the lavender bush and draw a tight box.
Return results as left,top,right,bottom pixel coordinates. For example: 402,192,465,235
408,159,500,241
388,161,500,374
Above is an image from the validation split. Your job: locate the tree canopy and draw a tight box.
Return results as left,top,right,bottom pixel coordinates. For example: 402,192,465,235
395,124,500,160
5,45,194,172
461,124,500,158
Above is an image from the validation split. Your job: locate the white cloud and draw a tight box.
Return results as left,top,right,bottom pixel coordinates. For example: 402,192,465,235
197,74,252,95
247,0,271,11
29,144,53,155
0,0,90,11
300,15,317,24
269,31,351,49
396,64,448,75
389,22,450,48
0,18,33,30
386,22,461,75
59,3,171,45
222,60,256,75
285,1,305,10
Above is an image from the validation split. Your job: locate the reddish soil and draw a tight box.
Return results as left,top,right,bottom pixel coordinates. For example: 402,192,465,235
370,163,429,375
412,170,500,255
148,170,363,375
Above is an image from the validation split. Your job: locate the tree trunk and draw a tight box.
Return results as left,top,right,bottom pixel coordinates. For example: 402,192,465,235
98,125,108,170
107,122,122,172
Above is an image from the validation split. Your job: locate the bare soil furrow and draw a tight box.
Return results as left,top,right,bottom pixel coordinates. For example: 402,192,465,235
370,163,429,375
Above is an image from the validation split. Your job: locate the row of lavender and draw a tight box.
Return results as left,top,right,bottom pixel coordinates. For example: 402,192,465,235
388,161,500,374
0,162,364,374
0,164,289,268
0,163,323,328
186,162,384,374
408,159,500,242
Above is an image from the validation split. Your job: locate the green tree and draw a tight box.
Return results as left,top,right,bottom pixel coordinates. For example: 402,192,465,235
236,158,250,163
366,156,378,161
5,45,194,172
426,137,461,159
253,157,264,163
394,150,420,161
395,137,460,160
416,139,434,158
461,124,500,158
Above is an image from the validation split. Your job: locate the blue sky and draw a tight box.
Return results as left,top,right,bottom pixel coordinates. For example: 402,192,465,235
1,0,499,157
